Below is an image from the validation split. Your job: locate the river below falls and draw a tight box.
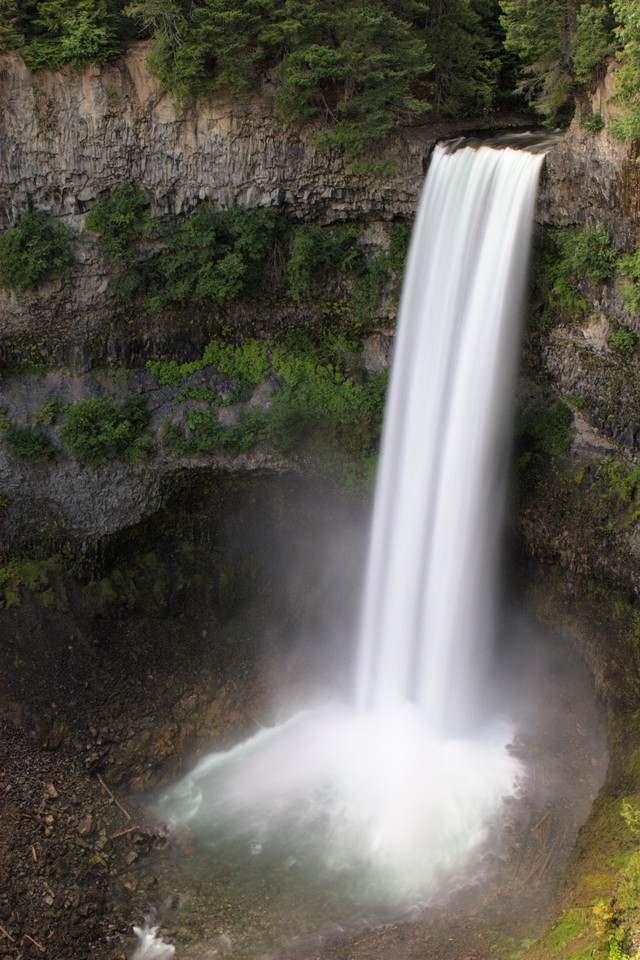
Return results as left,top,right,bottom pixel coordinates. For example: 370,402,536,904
128,610,607,960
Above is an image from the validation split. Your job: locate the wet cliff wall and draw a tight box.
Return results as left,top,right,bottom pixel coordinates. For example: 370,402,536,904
1,47,640,571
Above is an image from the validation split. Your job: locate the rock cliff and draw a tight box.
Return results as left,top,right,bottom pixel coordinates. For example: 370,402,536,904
1,47,639,564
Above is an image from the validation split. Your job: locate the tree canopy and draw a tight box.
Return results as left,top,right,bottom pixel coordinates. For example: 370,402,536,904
0,0,637,149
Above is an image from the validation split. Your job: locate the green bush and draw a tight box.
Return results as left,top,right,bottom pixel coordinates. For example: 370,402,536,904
610,326,639,353
85,183,153,262
557,224,617,284
149,204,285,308
148,337,271,400
180,406,271,455
60,395,152,466
0,211,73,293
157,331,388,466
286,224,361,301
85,183,153,299
580,110,605,133
2,424,58,464
618,247,640,313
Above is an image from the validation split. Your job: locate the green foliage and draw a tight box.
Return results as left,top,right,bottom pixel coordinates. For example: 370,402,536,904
580,109,605,133
594,458,640,512
201,338,271,390
85,183,153,299
516,400,574,459
179,406,271,455
149,203,284,308
610,108,640,144
1,424,58,464
499,0,573,121
155,330,388,475
534,224,617,327
572,4,615,85
427,0,500,117
0,556,69,611
31,397,64,427
610,1,640,145
59,394,152,465
125,0,211,101
387,223,411,273
557,224,617,284
22,0,122,70
0,0,25,51
499,0,615,122
272,1,432,163
620,799,640,837
618,247,640,313
286,224,360,301
609,325,639,353
85,184,152,262
0,211,73,294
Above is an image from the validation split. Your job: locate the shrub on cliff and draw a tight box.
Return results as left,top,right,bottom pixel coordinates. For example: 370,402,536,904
60,395,153,466
2,424,58,465
0,211,73,294
148,203,285,308
85,183,153,299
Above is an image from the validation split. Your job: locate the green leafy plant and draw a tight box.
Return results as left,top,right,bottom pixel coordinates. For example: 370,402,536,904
85,183,153,299
32,397,64,427
85,183,153,262
2,424,58,464
149,204,284,309
557,224,617,284
0,211,73,293
610,0,640,144
155,330,388,474
581,109,605,133
610,326,639,353
287,224,359,301
618,247,640,313
60,395,152,466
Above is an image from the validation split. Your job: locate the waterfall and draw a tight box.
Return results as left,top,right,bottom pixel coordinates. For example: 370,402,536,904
147,142,548,956
357,143,544,733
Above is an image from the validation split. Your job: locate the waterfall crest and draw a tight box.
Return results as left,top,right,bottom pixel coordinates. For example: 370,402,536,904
356,144,544,732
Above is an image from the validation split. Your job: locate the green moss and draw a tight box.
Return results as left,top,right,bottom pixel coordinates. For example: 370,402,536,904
0,556,69,611
531,908,593,959
149,331,388,487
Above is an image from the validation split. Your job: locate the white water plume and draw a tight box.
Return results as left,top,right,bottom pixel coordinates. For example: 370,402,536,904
130,923,176,960
154,142,545,913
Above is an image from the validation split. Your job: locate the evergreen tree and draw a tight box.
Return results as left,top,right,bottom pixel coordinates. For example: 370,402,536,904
426,0,499,116
608,0,640,141
23,0,123,69
499,0,614,120
271,0,431,159
125,0,211,98
0,0,25,52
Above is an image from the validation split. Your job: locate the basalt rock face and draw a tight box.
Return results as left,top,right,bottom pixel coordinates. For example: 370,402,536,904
0,44,431,365
0,44,559,366
0,44,428,229
1,46,639,560
538,70,640,248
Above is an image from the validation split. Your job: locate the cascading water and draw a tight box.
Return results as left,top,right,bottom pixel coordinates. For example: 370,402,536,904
357,142,545,732
147,141,547,956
